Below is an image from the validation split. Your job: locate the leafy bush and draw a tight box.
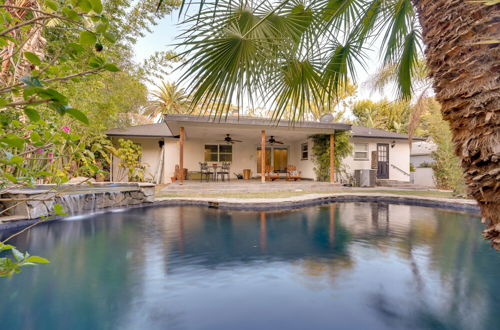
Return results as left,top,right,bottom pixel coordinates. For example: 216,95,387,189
310,132,352,182
114,139,146,181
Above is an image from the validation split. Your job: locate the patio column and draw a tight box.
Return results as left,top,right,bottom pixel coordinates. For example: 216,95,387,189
330,133,335,184
261,130,266,183
179,126,185,185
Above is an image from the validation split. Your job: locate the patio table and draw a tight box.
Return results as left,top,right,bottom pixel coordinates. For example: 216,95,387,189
211,164,219,181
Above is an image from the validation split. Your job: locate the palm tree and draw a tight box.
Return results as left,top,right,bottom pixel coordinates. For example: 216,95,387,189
171,0,499,248
143,82,190,121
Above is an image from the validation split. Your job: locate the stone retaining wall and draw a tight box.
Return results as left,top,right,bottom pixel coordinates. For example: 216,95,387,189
0,183,155,220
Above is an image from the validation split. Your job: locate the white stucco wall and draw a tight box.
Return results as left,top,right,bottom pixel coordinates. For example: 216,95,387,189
413,167,436,187
111,137,178,183
342,137,411,182
182,138,317,180
110,134,412,183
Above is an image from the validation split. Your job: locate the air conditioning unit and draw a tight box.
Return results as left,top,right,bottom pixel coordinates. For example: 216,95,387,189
354,169,376,187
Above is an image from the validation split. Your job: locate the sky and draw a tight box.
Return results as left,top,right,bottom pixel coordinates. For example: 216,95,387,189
132,9,388,111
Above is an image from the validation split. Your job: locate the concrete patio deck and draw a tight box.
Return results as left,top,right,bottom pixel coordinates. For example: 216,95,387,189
160,180,435,195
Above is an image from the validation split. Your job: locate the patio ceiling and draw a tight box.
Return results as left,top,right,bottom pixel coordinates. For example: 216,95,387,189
165,114,350,142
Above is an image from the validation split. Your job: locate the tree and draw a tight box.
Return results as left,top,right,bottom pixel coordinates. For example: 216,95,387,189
143,82,190,121
419,98,465,194
351,99,411,133
170,0,500,249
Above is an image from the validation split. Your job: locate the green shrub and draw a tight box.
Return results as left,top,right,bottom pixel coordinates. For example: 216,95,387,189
310,131,352,182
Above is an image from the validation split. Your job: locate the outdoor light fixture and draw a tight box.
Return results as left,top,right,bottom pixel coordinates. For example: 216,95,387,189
391,140,396,148
158,140,165,148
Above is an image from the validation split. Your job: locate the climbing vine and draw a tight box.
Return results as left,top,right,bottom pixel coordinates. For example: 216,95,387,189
310,132,352,182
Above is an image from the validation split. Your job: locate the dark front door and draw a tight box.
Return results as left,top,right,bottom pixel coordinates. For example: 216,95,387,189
377,144,389,179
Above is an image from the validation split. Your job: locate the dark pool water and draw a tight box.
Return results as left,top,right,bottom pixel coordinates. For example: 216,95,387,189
1,203,499,330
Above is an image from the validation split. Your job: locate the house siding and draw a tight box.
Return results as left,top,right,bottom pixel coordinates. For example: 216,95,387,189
110,134,412,183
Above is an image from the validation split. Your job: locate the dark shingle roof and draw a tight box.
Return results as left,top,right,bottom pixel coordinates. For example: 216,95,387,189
351,125,425,141
105,123,174,138
164,114,351,131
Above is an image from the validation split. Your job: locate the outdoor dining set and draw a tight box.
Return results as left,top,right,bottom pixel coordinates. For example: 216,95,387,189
199,162,231,182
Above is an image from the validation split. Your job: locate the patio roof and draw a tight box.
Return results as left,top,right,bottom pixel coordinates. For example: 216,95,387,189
351,125,426,141
164,114,351,138
105,123,175,138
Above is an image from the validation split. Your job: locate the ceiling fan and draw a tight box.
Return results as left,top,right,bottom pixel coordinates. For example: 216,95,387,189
268,136,284,145
217,134,243,144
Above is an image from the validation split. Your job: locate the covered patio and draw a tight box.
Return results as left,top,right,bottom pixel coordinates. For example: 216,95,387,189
164,114,350,185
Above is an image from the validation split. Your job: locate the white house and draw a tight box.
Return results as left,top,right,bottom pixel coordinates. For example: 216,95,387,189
105,114,423,185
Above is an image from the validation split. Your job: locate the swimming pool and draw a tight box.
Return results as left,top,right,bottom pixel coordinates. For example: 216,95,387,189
1,203,498,330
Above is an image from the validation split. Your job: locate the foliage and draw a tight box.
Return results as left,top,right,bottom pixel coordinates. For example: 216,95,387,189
114,138,146,181
0,242,49,278
174,0,422,120
143,81,190,121
351,99,412,133
419,99,466,195
0,0,178,277
310,132,352,182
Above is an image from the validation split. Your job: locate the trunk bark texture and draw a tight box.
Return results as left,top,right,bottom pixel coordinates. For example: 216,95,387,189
413,0,500,249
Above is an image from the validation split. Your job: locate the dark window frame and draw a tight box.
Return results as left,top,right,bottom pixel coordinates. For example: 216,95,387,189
301,142,308,160
204,144,233,162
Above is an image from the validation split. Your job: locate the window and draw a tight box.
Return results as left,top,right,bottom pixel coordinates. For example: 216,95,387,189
301,143,308,160
204,144,232,162
354,143,369,160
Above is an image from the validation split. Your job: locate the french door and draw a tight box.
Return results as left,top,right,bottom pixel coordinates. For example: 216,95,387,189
256,147,288,173
376,144,389,179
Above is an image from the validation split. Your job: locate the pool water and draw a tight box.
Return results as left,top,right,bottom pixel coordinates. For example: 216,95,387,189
1,203,499,330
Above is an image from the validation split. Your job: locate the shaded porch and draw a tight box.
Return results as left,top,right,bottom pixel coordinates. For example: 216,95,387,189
165,114,350,184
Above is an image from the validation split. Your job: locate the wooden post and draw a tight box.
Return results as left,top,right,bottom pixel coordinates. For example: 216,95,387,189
330,133,335,184
179,126,185,185
261,130,266,183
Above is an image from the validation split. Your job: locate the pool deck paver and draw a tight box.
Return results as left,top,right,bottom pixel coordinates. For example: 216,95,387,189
155,192,479,213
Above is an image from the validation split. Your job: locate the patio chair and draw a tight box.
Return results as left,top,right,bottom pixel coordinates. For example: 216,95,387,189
286,165,301,181
199,162,213,182
265,165,280,181
217,162,231,181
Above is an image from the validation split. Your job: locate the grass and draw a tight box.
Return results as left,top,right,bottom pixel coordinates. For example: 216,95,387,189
157,189,462,200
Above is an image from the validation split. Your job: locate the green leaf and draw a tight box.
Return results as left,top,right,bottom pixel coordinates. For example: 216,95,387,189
9,155,24,165
0,135,25,149
95,22,108,33
30,131,41,143
45,0,59,11
25,256,50,264
53,203,68,216
11,247,23,261
66,42,85,55
24,52,41,66
49,103,67,115
103,32,116,43
88,0,103,13
20,76,42,87
79,31,97,46
2,173,17,183
65,108,89,124
62,7,79,20
76,0,92,12
103,64,119,72
23,107,41,121
36,88,67,103
88,56,104,68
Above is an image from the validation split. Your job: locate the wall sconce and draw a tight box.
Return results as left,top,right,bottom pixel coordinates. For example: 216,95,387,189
391,140,396,148
158,140,165,148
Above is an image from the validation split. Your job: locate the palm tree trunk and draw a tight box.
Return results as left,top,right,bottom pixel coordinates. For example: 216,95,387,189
412,0,500,249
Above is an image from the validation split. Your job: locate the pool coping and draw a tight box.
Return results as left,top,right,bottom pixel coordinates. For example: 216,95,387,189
0,193,480,233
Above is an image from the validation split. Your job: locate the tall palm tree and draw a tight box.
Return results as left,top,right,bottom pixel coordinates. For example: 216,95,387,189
143,81,190,121
170,0,499,248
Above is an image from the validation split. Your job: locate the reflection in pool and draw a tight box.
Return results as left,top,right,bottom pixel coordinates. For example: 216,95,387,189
1,203,499,330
